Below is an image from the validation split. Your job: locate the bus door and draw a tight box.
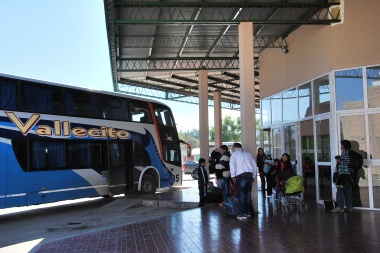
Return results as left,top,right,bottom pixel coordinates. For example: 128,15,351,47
5,139,27,208
108,141,133,195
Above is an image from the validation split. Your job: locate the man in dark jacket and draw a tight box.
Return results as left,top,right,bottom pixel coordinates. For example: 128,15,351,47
215,145,231,203
197,158,208,207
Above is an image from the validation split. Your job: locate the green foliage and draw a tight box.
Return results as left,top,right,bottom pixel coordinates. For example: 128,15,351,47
178,129,199,149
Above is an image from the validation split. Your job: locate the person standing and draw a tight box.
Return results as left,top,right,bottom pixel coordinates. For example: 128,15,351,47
197,158,208,207
215,145,231,203
230,143,257,220
302,157,315,187
256,148,267,197
331,140,353,213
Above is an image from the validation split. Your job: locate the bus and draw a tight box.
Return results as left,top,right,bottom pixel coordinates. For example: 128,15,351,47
0,73,184,209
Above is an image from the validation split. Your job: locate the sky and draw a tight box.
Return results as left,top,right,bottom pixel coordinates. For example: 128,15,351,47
0,0,240,131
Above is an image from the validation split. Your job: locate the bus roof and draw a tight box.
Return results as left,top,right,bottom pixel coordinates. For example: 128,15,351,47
0,72,168,107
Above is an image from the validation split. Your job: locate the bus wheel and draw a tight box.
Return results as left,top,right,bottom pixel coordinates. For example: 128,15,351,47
141,174,157,194
191,170,198,180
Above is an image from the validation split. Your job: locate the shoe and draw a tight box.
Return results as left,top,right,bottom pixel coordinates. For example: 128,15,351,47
245,212,251,218
236,214,248,220
331,208,344,213
345,208,354,212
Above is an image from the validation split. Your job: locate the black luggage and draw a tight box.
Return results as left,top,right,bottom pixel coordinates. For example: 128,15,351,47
205,186,223,203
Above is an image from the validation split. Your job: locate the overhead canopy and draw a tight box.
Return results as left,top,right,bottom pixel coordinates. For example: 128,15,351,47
104,0,340,109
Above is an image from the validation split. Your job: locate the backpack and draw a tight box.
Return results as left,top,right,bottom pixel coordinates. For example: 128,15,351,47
348,150,363,170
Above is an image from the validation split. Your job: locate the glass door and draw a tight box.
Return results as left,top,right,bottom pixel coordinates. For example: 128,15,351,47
300,120,316,201
284,123,299,175
315,117,332,204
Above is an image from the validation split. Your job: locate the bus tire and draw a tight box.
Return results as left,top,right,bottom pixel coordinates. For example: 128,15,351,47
140,174,157,194
191,170,198,180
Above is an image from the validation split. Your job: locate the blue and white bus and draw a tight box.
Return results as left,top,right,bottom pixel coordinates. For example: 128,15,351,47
0,73,184,209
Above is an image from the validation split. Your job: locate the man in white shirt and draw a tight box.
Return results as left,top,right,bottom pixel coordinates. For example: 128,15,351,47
230,143,257,220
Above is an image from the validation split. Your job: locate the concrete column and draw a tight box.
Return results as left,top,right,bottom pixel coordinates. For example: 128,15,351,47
199,69,209,173
238,22,258,213
213,91,222,148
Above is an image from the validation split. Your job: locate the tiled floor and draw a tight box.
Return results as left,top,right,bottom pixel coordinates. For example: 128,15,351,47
36,188,380,253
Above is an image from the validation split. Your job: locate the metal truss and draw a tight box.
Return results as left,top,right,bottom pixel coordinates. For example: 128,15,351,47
117,57,259,72
114,1,341,25
118,82,242,110
120,35,287,49
336,68,380,80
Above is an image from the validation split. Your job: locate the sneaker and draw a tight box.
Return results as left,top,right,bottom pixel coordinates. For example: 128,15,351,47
345,208,354,212
236,214,248,220
245,213,251,218
331,208,344,213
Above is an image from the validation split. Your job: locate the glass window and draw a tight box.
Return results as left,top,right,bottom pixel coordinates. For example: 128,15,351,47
154,105,175,127
368,113,380,159
64,90,99,118
272,128,282,160
67,141,103,167
130,100,152,123
284,125,297,161
315,119,330,162
271,93,282,125
367,65,380,108
30,141,66,170
335,68,364,110
339,114,367,159
101,96,129,121
300,120,314,163
261,99,271,127
313,75,330,114
282,88,298,122
372,165,380,208
298,82,312,118
21,83,63,114
109,142,126,166
0,78,18,110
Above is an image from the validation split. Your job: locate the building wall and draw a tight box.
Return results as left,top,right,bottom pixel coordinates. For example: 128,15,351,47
259,0,380,99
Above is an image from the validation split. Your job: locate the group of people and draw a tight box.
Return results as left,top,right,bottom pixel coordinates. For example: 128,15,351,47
197,143,257,219
197,139,358,217
197,143,300,220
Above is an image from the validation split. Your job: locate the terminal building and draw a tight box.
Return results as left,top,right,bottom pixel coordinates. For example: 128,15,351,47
258,0,380,210
105,0,380,211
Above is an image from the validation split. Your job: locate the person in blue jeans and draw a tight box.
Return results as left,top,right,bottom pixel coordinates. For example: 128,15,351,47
331,140,354,213
215,145,231,204
230,143,257,220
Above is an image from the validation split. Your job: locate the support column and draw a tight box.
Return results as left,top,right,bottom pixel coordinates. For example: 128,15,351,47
214,91,222,148
199,69,209,173
238,22,257,213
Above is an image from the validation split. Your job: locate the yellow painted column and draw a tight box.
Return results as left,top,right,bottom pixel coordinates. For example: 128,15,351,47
238,22,258,213
199,68,210,173
213,91,222,148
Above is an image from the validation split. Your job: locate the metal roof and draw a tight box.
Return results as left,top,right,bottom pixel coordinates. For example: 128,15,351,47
104,0,340,109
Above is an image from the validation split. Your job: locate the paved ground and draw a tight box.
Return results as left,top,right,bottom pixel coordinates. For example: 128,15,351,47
2,174,380,253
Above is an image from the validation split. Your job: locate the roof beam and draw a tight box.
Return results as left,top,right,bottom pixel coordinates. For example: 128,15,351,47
114,2,341,25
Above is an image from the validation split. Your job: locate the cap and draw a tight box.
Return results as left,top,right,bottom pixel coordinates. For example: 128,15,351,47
334,155,341,159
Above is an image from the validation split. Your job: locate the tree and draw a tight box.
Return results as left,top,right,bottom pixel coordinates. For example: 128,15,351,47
178,129,200,148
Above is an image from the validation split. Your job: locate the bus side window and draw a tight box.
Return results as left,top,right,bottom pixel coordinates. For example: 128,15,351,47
101,97,129,121
21,84,63,114
64,90,99,118
130,100,152,123
0,78,18,110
